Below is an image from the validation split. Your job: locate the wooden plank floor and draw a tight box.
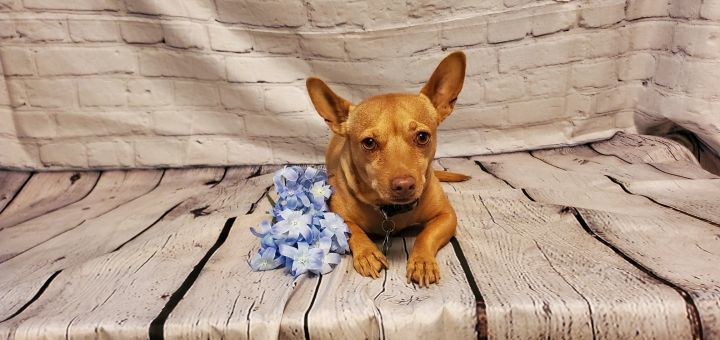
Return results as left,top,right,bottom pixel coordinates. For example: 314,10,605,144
0,133,719,339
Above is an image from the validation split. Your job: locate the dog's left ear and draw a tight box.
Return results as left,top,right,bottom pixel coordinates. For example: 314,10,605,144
420,51,466,122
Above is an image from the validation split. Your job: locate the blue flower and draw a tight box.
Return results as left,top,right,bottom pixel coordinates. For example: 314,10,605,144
250,220,276,248
272,209,312,242
307,181,331,209
279,242,324,277
249,247,284,271
319,212,350,254
314,237,342,274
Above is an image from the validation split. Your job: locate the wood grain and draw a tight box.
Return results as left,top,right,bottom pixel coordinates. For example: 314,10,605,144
447,192,692,339
0,171,100,230
0,168,223,323
0,168,257,339
592,133,698,164
164,199,306,340
304,234,476,340
0,170,162,263
0,171,31,213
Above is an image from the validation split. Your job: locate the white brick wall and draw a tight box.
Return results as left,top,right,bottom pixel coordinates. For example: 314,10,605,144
0,0,718,169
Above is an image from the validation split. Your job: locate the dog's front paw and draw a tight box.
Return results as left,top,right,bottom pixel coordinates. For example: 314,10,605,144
351,244,388,279
406,253,441,287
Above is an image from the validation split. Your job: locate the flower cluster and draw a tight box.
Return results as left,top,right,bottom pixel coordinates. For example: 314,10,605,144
249,166,351,277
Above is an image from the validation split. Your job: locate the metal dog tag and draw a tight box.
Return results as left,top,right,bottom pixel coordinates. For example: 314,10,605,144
381,219,395,255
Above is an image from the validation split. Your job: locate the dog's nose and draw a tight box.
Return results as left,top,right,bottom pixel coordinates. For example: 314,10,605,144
391,176,416,197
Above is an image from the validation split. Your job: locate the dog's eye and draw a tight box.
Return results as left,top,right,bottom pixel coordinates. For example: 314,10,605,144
361,138,377,150
415,132,431,145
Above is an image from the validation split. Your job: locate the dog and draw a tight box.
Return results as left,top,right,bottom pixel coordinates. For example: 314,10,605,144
305,51,469,287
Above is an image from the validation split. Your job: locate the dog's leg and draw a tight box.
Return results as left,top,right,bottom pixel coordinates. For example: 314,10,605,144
407,212,456,287
347,221,388,279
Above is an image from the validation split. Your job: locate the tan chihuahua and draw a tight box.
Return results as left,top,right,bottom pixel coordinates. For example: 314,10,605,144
306,51,469,287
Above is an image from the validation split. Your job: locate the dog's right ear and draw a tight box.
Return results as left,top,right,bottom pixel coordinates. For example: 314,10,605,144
306,77,352,135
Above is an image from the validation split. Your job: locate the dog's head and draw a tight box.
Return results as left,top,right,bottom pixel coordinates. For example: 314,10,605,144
307,52,466,205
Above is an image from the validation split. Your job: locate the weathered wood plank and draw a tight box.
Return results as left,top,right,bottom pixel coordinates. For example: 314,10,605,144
480,150,719,339
164,199,304,340
0,170,163,262
0,171,100,230
593,133,698,164
0,167,257,339
532,146,720,226
447,192,693,339
303,233,475,340
0,171,31,213
0,168,223,322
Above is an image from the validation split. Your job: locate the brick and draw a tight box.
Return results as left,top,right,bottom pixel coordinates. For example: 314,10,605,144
0,109,15,136
0,21,16,39
134,138,185,167
140,50,225,80
215,0,308,27
571,114,618,139
208,26,253,53
151,111,192,135
456,78,484,105
669,0,702,18
121,21,163,44
499,35,583,72
219,84,264,111
618,53,655,80
227,57,309,83
23,0,121,11
653,56,682,88
245,115,314,137
126,0,213,20
69,20,119,42
307,0,357,28
524,66,569,96
596,87,627,113
36,47,136,75
253,31,301,55
571,60,617,88
345,29,438,59
507,97,566,125
0,47,34,75
127,79,173,106
614,110,635,129
227,138,272,164
16,20,67,42
0,139,39,168
683,60,720,98
78,79,126,107
487,14,531,43
0,0,17,10
87,141,134,167
701,0,720,20
6,79,26,107
56,112,150,137
174,81,219,106
264,86,307,113
627,21,673,50
191,112,245,135
566,92,594,116
25,79,75,108
14,111,55,138
0,80,8,106
270,138,324,163
626,0,669,20
440,105,508,130
504,0,532,7
40,142,87,167
465,48,498,75
579,2,625,27
187,138,228,165
673,24,720,59
582,30,627,58
299,35,346,58
440,19,487,48
162,22,208,50
485,74,525,102
532,8,576,36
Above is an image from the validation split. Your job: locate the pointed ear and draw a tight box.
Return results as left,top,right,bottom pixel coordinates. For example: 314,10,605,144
306,77,352,135
420,51,466,122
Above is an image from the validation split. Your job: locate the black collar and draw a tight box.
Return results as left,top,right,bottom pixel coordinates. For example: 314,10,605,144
377,199,419,218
